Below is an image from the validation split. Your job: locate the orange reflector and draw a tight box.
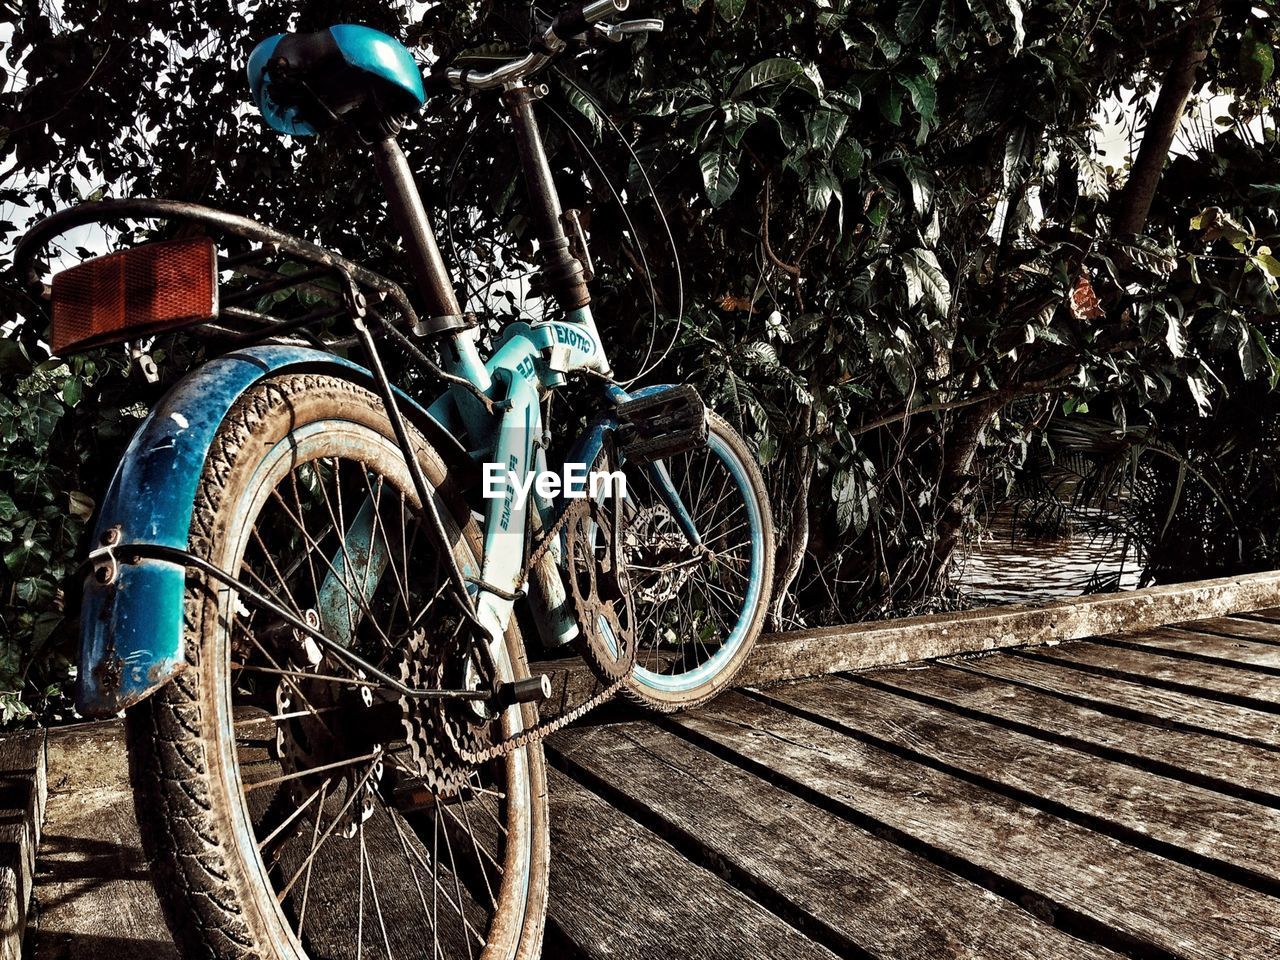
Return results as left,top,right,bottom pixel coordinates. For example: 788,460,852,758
51,238,219,354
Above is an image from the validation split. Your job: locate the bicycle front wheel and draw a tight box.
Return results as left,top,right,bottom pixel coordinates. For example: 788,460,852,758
619,410,775,711
126,374,548,960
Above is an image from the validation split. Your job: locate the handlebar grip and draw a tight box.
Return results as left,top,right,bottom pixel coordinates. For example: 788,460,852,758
550,0,630,41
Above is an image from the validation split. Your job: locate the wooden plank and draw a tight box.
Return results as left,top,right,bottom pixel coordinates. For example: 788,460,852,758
546,767,837,960
1106,628,1280,673
1245,608,1280,622
758,675,1280,890
32,721,178,960
738,569,1280,684
1171,616,1280,645
551,722,1120,960
1032,641,1280,710
956,651,1280,747
674,692,1280,960
0,729,46,960
866,663,1280,804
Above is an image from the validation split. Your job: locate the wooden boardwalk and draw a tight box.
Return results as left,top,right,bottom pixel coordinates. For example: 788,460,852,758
26,611,1280,959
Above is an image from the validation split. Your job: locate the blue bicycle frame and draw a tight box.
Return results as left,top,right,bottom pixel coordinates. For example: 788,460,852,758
67,81,702,717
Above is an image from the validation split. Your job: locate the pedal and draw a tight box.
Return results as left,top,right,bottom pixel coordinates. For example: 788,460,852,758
614,385,708,464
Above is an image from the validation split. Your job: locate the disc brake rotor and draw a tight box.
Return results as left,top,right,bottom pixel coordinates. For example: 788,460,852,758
625,504,699,604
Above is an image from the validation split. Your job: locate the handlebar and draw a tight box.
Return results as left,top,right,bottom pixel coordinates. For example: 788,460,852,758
442,0,655,93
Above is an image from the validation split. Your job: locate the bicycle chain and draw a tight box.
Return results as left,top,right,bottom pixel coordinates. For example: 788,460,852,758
452,673,627,766
448,446,627,767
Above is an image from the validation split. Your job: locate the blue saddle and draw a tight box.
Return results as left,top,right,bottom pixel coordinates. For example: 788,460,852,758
247,24,426,136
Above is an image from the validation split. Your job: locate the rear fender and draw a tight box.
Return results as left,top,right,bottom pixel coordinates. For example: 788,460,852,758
78,344,464,717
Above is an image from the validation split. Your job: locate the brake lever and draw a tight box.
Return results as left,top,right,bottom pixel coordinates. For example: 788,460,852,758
594,18,664,42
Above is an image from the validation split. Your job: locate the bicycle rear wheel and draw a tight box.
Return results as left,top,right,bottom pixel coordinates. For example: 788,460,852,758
127,374,548,960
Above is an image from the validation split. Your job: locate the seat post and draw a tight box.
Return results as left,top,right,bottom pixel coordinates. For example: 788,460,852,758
370,136,467,335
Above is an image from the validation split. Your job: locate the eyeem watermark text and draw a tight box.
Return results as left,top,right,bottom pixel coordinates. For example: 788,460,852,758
482,463,626,507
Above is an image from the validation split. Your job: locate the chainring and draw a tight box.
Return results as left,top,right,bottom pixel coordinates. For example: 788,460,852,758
565,482,638,684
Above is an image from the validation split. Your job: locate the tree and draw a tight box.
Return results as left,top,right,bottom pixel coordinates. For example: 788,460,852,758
0,1,1277,719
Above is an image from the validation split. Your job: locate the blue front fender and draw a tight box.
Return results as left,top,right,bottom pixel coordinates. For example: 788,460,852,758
78,345,460,718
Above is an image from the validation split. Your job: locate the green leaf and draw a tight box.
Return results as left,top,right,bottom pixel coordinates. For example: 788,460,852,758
806,108,848,154
935,0,960,48
895,0,935,41
899,73,937,125
1240,25,1276,88
833,470,859,534
730,57,824,100
1239,319,1263,380
879,83,904,126
827,86,862,111
1251,325,1280,389
699,149,740,207
1186,372,1212,416
714,0,746,21
902,249,952,316
564,85,604,138
806,165,843,217
1253,251,1280,278
1165,312,1186,358
61,377,83,407
833,140,865,180
1003,0,1025,52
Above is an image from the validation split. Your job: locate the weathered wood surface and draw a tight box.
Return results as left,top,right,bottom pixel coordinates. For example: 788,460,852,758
674,692,1280,960
32,721,177,960
0,729,45,960
758,674,1280,889
1032,640,1280,709
864,661,1280,804
547,768,839,960
959,648,1280,746
1244,607,1280,622
1171,615,1280,644
550,721,1119,959
1108,626,1280,671
738,569,1280,684
20,611,1280,959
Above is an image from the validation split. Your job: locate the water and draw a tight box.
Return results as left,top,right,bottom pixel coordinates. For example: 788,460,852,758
957,511,1143,605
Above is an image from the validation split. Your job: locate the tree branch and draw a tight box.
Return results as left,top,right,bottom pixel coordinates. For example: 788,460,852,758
1113,0,1223,236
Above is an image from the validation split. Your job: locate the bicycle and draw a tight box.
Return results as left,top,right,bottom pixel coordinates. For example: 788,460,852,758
14,2,774,957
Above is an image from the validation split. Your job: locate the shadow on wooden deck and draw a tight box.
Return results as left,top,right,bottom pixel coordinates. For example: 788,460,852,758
22,610,1280,959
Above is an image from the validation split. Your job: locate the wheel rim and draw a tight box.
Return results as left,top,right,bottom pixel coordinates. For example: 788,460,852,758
609,429,766,694
211,422,533,960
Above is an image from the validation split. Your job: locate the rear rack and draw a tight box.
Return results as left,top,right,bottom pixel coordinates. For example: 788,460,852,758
14,198,430,348
13,197,492,408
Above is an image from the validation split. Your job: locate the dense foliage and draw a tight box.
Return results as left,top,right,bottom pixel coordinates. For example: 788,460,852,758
1,0,1278,722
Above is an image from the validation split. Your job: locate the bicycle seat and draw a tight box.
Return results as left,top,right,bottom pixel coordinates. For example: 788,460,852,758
247,24,426,136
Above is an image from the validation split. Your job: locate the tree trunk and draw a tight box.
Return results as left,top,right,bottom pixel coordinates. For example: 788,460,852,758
1113,0,1224,236
928,398,1001,592
769,429,814,630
